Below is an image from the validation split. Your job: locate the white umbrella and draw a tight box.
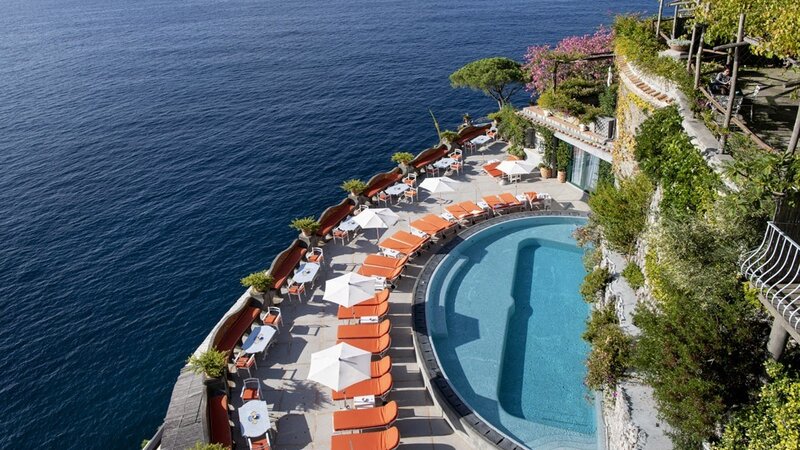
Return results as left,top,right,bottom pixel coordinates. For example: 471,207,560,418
497,160,536,183
308,343,371,392
353,208,400,239
323,272,376,308
419,176,459,195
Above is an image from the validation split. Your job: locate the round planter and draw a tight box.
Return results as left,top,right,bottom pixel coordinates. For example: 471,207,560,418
557,170,567,183
539,167,553,179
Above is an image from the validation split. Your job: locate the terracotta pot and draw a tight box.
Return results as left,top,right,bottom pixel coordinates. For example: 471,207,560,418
540,167,553,179
557,170,567,183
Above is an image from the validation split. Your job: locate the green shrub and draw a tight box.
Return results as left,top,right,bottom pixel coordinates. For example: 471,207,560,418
507,144,526,159
584,305,632,390
439,130,460,144
187,349,228,378
634,106,719,218
556,141,571,171
588,173,653,255
189,443,228,450
534,125,557,168
537,87,603,124
391,152,415,164
289,216,320,235
621,262,644,289
341,179,367,194
580,266,611,302
559,77,605,98
632,218,769,445
613,15,697,104
714,361,800,450
582,248,602,271
598,84,618,116
241,271,274,292
489,104,531,145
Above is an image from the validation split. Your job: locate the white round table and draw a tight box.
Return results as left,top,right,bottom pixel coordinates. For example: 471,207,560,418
238,400,271,438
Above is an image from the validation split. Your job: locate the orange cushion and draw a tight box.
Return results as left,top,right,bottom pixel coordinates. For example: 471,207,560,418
331,426,399,450
331,373,393,400
337,301,390,320
264,313,279,325
242,387,259,401
338,334,391,354
371,355,392,377
333,401,398,431
208,394,232,448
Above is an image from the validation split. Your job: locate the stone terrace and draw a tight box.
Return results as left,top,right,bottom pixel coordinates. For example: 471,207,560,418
227,142,590,450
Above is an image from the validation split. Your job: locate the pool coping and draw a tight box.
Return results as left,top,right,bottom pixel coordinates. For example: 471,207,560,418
411,210,599,450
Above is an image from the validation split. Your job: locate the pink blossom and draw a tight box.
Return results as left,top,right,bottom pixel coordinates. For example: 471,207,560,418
523,26,614,95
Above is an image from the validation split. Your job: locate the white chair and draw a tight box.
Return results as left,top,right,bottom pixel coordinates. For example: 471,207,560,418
235,353,258,377
241,377,263,401
262,306,282,330
248,433,272,450
306,247,324,265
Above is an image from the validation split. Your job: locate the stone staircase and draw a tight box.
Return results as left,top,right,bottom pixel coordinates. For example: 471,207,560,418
618,60,674,108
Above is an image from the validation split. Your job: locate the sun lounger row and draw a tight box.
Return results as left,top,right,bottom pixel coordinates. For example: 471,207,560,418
378,229,431,256
482,192,525,214
409,214,459,238
445,201,489,223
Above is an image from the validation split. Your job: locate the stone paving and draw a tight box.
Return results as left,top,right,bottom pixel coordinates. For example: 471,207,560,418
226,141,590,450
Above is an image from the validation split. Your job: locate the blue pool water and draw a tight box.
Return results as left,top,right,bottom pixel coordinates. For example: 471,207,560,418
427,216,595,449
0,0,650,447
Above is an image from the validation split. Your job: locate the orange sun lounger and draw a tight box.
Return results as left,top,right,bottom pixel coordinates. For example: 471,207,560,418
410,214,457,236
358,264,404,282
483,161,503,178
482,195,511,212
379,231,429,255
331,426,400,450
363,253,409,269
338,319,392,339
371,355,392,378
331,373,393,400
499,192,524,209
333,400,399,432
338,300,390,320
356,289,390,306
338,334,391,356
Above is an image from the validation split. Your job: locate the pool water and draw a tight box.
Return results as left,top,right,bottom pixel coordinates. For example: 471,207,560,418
427,216,596,449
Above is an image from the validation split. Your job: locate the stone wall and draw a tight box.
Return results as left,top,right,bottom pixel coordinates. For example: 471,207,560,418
603,388,647,450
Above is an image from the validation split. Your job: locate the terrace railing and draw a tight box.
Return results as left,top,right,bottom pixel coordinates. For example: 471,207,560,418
741,221,800,332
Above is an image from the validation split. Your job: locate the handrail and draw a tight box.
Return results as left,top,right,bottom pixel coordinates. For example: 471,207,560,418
741,222,800,330
519,107,613,150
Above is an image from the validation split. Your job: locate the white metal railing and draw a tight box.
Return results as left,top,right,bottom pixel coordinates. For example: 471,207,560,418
741,222,800,329
519,108,614,150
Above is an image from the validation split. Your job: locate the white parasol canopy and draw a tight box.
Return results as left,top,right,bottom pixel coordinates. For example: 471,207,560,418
419,176,460,195
497,159,536,176
307,343,372,392
322,272,377,308
353,208,400,239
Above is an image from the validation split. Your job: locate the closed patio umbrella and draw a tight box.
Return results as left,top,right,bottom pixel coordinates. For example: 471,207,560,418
322,272,377,308
307,343,372,393
353,208,400,239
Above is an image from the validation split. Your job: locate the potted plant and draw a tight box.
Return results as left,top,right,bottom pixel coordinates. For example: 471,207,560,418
187,348,228,384
667,38,691,52
189,443,228,450
341,178,367,205
391,152,415,175
439,130,460,146
538,163,553,179
290,216,320,237
241,271,274,301
507,144,526,160
556,141,571,183
462,113,472,127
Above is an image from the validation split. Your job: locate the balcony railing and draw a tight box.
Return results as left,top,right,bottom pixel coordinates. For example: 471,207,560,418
741,221,800,331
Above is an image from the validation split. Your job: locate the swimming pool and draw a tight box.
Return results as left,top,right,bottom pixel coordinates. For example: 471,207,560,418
426,216,597,449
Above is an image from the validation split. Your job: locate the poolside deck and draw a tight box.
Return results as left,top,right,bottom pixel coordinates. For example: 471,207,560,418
227,142,590,449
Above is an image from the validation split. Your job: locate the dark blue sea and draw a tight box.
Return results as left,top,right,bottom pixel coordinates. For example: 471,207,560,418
0,0,649,447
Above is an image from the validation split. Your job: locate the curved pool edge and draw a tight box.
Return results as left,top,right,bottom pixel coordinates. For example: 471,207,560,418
411,210,606,450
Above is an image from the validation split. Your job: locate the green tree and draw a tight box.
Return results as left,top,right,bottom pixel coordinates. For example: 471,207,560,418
696,0,800,60
715,361,800,450
488,104,530,145
450,57,527,108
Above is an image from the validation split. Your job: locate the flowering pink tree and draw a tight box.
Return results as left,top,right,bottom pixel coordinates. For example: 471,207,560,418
524,27,614,95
